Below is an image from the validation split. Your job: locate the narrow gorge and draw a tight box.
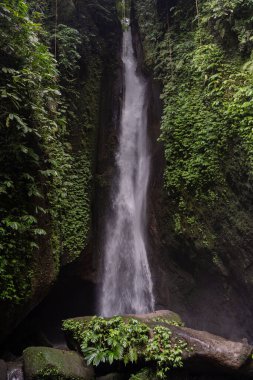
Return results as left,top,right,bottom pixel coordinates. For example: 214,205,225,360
1,0,253,379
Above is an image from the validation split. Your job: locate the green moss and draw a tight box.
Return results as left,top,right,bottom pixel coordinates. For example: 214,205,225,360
23,347,93,380
0,0,65,303
59,58,102,263
0,0,120,306
134,0,253,250
129,368,156,380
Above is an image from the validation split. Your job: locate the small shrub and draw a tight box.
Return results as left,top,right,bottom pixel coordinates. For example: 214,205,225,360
62,317,188,379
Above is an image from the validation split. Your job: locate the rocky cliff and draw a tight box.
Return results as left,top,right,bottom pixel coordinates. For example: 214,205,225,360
0,0,121,342
133,0,253,341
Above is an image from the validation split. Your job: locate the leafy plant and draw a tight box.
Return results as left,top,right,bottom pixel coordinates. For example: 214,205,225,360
146,326,187,378
0,0,68,302
63,317,150,366
135,0,253,248
62,317,188,379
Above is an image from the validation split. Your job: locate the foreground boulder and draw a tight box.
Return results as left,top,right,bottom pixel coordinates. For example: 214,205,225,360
97,374,127,380
23,347,94,380
0,360,7,380
165,324,252,372
63,310,253,378
64,309,182,326
126,310,182,325
63,309,182,353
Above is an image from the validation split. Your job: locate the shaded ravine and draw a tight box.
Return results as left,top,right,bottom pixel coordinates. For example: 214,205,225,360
99,27,154,316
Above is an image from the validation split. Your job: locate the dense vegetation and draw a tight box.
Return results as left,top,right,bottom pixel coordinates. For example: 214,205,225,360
135,0,253,250
63,316,187,379
1,0,253,360
0,0,120,312
0,0,65,303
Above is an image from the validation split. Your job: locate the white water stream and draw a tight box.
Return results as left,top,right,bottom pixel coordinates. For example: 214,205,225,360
99,28,155,316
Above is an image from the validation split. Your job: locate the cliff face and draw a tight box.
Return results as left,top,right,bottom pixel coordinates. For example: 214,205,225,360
2,0,253,350
0,0,121,342
133,0,253,341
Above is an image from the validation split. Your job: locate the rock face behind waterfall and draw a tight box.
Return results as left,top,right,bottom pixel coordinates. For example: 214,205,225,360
63,311,253,379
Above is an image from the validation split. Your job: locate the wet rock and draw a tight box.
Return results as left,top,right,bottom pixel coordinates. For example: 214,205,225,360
58,0,76,23
7,362,23,380
127,309,182,325
23,347,94,380
96,374,127,380
0,360,7,380
129,368,154,380
65,309,182,328
162,324,253,372
64,312,253,378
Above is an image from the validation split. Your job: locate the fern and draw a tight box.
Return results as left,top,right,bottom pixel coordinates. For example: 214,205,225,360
62,317,188,379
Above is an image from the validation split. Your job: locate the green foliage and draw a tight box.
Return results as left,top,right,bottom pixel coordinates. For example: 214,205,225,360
55,24,82,81
62,317,188,379
152,317,184,327
63,317,150,367
134,0,162,70
116,0,130,24
0,0,70,302
135,0,253,247
201,0,253,53
58,56,102,263
0,0,112,301
59,153,92,262
145,326,187,378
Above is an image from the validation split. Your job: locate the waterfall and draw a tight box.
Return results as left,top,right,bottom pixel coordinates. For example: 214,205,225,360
99,27,155,316
7,368,24,380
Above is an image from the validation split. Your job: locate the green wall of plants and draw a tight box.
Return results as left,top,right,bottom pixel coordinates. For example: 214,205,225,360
0,0,120,310
135,0,253,250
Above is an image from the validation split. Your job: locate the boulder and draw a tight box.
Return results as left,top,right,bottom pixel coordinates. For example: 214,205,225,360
129,368,155,380
126,310,182,325
96,374,127,380
63,311,253,378
63,310,182,353
0,360,7,380
162,324,253,373
65,310,181,325
23,347,94,380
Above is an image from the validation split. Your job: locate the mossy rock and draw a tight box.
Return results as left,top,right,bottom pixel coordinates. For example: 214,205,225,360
64,310,182,328
63,310,183,351
126,310,183,325
0,360,7,380
129,368,156,380
96,374,127,380
23,347,94,380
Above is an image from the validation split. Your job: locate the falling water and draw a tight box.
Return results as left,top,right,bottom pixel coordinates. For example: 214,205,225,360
7,368,24,380
99,27,155,316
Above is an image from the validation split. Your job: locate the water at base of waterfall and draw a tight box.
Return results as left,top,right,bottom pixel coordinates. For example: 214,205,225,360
99,27,155,317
